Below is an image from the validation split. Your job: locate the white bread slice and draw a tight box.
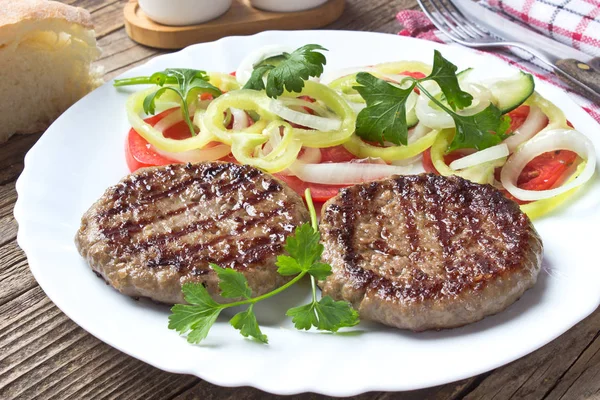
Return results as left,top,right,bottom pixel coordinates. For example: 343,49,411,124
0,0,103,143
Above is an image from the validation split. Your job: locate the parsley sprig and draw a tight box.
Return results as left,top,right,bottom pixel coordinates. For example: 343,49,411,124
168,189,359,344
243,44,328,98
354,50,512,151
114,68,221,136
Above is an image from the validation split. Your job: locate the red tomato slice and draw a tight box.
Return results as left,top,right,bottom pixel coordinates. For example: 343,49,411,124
126,128,176,171
320,145,357,163
274,174,346,203
517,150,578,190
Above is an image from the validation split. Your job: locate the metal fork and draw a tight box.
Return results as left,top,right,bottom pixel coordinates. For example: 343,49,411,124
416,0,600,103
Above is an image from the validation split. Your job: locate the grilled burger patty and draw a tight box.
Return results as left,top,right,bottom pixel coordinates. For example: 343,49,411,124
318,174,543,331
75,162,309,304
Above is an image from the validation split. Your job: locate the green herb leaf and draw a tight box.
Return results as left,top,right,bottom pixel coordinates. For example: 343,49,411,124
427,50,473,111
210,264,252,299
286,302,319,330
168,283,223,344
275,255,304,276
230,305,268,343
448,104,512,151
244,44,327,98
181,307,222,344
314,296,360,332
282,223,323,269
180,282,221,308
306,262,332,280
129,68,221,136
242,64,274,91
353,72,415,146
276,222,330,279
266,44,327,98
286,296,360,332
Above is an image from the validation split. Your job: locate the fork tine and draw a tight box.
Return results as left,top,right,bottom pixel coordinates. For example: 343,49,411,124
429,0,481,39
442,0,491,37
416,0,469,43
433,0,483,39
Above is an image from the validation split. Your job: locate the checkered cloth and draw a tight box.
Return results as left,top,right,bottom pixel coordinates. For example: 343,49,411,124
396,2,600,123
486,0,600,56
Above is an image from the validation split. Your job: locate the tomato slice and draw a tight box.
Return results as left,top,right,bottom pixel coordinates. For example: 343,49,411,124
274,174,346,203
518,150,578,190
320,145,357,163
507,105,530,133
126,128,176,171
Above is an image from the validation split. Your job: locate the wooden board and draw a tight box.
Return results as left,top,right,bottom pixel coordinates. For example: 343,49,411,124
124,0,345,49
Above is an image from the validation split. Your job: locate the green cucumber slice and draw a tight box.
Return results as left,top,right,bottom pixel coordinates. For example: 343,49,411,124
489,71,535,113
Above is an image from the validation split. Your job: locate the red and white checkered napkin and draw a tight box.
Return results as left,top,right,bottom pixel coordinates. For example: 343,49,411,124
396,2,600,123
485,0,600,57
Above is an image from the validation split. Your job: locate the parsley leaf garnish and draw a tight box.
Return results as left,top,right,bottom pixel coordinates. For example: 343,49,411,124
426,50,473,111
449,105,511,151
114,68,221,136
168,283,222,344
210,263,252,299
353,72,416,146
167,189,359,345
284,190,359,332
353,51,525,152
243,44,328,98
230,305,268,344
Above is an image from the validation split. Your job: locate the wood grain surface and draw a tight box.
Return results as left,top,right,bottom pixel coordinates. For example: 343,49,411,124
1,0,599,399
124,0,346,49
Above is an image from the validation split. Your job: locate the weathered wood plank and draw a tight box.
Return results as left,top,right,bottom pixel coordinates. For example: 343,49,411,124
461,307,600,399
0,240,35,305
544,330,600,400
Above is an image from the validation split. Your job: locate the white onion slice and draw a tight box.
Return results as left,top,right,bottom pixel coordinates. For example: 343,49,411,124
279,97,334,118
230,107,249,131
503,106,548,152
154,144,231,163
416,83,492,129
450,144,509,171
408,122,431,144
270,100,341,131
347,101,366,113
288,162,419,185
500,128,596,201
298,147,322,164
153,109,183,133
235,45,293,85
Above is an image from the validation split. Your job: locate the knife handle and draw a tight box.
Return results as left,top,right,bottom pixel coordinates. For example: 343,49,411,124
554,57,600,104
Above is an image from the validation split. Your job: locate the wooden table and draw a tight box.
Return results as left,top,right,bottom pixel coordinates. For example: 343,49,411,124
1,1,599,398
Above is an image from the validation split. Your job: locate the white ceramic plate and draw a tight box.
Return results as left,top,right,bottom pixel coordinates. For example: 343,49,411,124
15,31,600,396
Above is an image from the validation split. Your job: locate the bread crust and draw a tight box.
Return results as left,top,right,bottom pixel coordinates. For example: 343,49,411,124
0,0,93,31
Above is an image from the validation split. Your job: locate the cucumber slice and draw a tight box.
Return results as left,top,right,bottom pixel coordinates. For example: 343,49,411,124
489,71,535,113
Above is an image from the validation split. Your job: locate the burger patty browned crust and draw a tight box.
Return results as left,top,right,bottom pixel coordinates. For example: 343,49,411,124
318,173,543,331
75,162,309,304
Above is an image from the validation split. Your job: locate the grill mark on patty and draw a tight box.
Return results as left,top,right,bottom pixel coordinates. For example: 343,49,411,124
146,225,286,271
321,174,539,302
99,164,261,219
114,204,288,258
334,187,375,289
99,177,279,244
394,177,420,253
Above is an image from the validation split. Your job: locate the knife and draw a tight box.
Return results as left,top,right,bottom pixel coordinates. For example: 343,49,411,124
451,0,600,101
